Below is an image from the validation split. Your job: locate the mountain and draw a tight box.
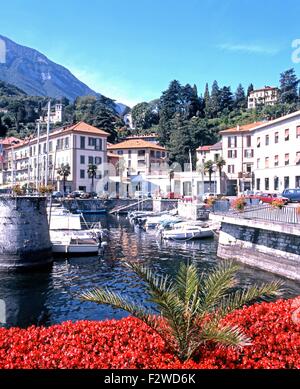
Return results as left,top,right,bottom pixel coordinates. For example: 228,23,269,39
0,35,129,114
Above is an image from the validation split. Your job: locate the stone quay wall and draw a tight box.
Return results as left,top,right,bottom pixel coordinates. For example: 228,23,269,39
217,216,300,281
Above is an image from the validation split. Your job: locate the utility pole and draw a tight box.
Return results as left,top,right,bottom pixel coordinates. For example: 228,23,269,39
45,101,51,186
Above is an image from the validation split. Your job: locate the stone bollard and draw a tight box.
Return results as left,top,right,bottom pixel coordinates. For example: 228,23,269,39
0,196,52,270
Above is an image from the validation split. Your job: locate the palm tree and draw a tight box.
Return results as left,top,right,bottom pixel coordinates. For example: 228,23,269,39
80,260,282,362
87,164,97,193
216,157,226,194
57,163,70,195
204,160,215,192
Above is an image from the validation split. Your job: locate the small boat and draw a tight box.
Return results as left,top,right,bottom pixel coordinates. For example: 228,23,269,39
161,222,214,240
50,230,102,254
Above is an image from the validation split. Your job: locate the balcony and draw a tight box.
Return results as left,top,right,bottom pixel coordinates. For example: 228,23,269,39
238,172,252,179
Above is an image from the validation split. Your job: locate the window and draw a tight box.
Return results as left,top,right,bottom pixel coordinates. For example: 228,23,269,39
265,157,269,168
138,160,146,167
95,157,102,165
150,150,155,157
117,150,123,155
274,155,279,167
162,151,165,158
43,143,46,153
274,176,279,191
95,139,102,150
128,150,131,158
227,165,235,173
138,150,145,157
275,132,279,143
245,163,252,173
297,126,300,138
80,169,85,179
257,137,261,148
65,137,69,149
246,135,251,147
88,156,94,165
265,135,269,146
265,177,269,191
56,139,61,150
228,136,237,148
88,137,96,147
244,149,254,158
80,136,85,149
285,129,289,141
257,158,260,169
295,176,300,187
156,151,161,158
228,150,237,158
296,151,300,165
284,176,289,189
256,178,260,190
285,153,289,166
49,141,53,152
80,155,85,164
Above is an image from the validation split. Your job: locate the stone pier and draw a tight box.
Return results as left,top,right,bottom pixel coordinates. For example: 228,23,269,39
217,216,300,281
0,196,52,270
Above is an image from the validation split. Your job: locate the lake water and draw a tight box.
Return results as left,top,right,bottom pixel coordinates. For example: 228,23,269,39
1,214,300,328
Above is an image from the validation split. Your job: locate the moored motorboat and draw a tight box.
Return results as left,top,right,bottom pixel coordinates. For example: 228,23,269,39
161,222,214,240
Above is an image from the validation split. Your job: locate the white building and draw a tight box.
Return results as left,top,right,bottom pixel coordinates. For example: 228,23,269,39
248,86,279,109
39,103,63,124
252,111,300,192
219,122,263,195
3,121,109,193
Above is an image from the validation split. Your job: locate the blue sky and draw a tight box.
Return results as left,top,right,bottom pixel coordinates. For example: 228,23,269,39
1,0,300,106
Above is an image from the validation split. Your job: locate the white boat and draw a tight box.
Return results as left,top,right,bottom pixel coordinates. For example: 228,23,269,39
145,214,181,229
48,207,106,255
162,222,214,240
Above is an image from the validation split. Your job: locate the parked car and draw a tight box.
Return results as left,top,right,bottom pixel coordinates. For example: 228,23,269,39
282,188,300,202
67,190,84,199
51,191,63,199
258,193,289,205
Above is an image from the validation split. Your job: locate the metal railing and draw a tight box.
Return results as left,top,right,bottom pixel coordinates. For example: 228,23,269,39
229,204,300,225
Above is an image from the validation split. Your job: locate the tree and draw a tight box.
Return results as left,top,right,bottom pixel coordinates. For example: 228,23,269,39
247,83,254,97
204,160,215,192
57,163,71,195
216,157,226,193
80,260,282,361
205,81,220,118
219,86,233,114
87,163,97,193
234,84,246,109
168,116,192,168
131,102,159,131
279,68,299,104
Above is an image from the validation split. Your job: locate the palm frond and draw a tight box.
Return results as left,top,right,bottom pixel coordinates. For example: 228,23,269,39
218,280,283,317
175,262,199,306
199,260,239,312
201,322,251,348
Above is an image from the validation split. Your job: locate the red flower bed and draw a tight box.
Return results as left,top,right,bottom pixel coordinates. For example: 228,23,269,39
0,298,299,369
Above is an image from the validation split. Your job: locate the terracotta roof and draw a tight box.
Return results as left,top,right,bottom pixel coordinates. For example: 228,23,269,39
196,145,211,152
0,137,21,146
251,86,278,93
108,139,166,151
219,122,264,134
62,121,109,136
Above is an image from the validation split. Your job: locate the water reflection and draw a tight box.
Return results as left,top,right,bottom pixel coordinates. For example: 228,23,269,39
0,214,299,328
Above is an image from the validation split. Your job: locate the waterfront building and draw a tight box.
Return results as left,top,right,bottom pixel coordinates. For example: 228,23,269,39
247,86,279,109
1,121,109,193
107,139,168,196
251,110,300,192
219,122,263,195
